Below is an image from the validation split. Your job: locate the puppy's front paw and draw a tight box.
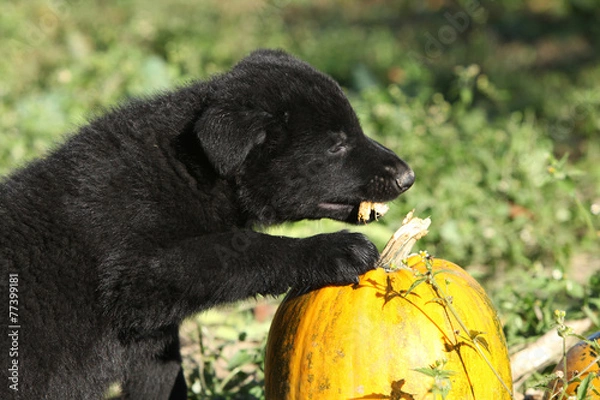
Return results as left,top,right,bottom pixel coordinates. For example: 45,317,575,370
299,231,379,288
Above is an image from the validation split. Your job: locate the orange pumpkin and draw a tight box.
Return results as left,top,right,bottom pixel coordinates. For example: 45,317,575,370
265,213,513,399
546,331,600,399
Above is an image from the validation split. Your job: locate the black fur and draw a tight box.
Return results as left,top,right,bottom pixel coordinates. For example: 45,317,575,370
0,49,414,399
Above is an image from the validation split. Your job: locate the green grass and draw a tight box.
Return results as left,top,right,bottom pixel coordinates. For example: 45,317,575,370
2,0,599,398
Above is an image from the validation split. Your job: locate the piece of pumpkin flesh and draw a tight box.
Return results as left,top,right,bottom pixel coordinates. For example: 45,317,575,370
357,201,389,223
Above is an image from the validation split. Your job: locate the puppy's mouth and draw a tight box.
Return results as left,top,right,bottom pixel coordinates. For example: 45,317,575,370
317,201,389,224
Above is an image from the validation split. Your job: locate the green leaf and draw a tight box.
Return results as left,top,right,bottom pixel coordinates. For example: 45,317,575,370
472,332,490,353
576,372,596,400
403,277,426,297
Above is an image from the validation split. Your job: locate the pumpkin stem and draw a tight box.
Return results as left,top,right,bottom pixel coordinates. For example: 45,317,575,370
377,210,431,271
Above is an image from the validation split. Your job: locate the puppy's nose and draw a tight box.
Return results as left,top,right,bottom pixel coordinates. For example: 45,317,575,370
396,169,415,193
384,163,414,194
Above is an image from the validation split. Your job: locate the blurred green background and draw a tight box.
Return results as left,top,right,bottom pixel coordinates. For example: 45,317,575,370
2,0,599,398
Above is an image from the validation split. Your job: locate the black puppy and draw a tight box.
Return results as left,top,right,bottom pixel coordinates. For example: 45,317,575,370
0,49,414,399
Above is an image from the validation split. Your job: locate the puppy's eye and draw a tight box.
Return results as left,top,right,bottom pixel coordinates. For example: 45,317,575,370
327,132,348,155
328,142,348,155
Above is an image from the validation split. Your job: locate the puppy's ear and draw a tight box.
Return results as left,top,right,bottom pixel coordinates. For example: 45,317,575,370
195,106,270,177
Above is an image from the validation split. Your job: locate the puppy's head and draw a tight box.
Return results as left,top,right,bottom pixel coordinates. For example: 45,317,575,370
195,49,414,225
